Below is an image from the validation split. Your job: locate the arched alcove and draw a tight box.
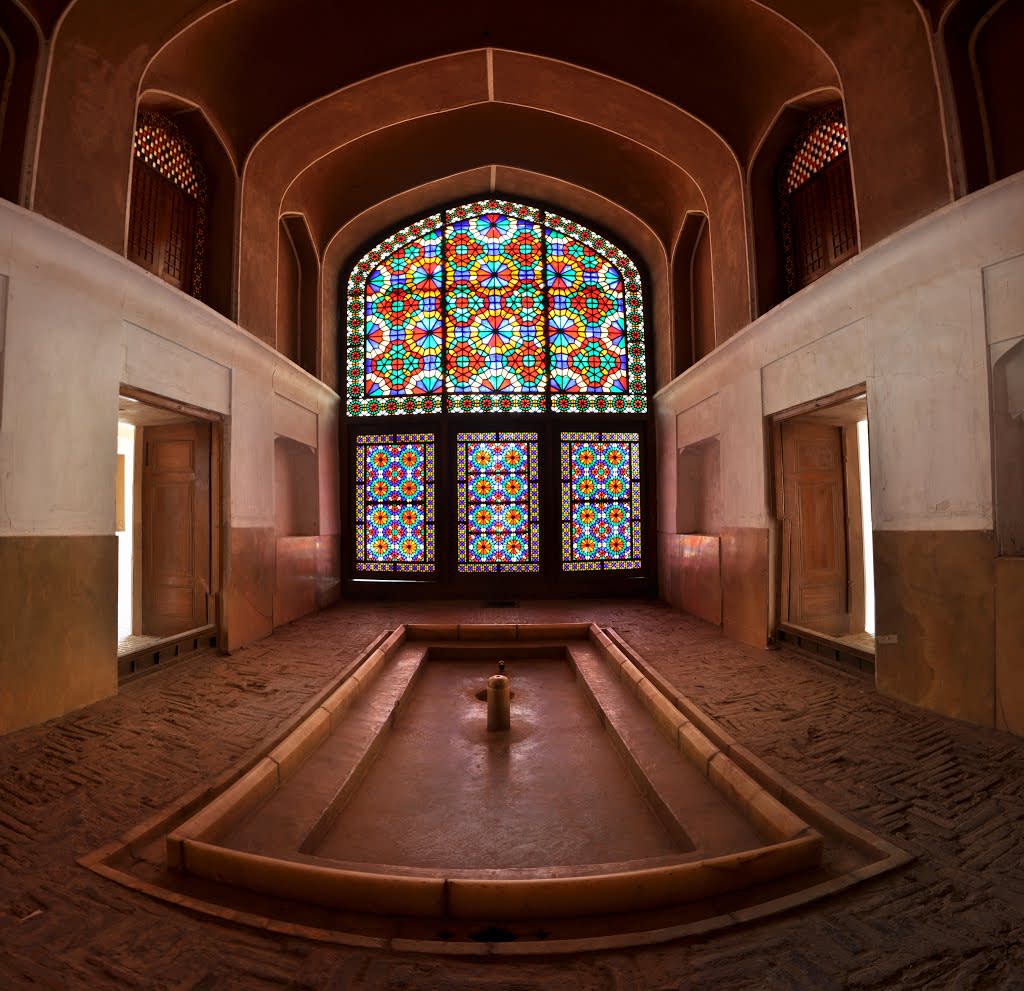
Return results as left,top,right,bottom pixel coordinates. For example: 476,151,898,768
669,212,712,375
0,0,39,204
943,0,1024,193
277,214,320,376
130,97,238,318
749,97,857,311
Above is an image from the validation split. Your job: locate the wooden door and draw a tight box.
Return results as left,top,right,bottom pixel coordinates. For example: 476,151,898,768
780,420,849,634
141,421,211,636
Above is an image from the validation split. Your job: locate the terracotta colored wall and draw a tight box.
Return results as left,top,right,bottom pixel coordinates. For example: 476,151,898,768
277,223,300,362
281,216,320,378
0,536,117,734
0,2,38,204
660,533,723,628
995,557,1024,735
692,223,715,362
239,53,740,356
977,0,1024,183
670,215,706,377
721,528,769,647
875,530,995,726
767,1,952,244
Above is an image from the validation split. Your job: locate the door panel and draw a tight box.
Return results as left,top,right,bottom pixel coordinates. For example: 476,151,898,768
781,420,848,634
141,421,211,636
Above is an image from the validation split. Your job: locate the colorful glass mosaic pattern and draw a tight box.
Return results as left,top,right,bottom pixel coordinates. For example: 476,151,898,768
546,227,627,404
785,119,849,193
133,111,206,201
363,228,444,403
355,434,434,572
446,205,546,414
457,431,540,572
346,201,647,416
561,431,641,571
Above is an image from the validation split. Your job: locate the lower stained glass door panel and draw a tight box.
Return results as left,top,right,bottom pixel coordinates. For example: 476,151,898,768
457,431,541,572
355,433,435,573
561,431,642,570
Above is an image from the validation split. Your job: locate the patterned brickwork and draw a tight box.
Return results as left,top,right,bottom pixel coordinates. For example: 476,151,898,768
1,602,1022,989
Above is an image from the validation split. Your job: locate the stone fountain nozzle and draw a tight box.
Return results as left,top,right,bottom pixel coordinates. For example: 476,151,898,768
487,665,511,732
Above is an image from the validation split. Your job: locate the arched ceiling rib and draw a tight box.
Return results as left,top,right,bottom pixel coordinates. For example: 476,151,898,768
30,0,949,303
281,103,704,254
319,166,673,394
235,53,751,342
140,0,836,165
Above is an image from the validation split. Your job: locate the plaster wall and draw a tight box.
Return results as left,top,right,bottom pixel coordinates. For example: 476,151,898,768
656,172,1024,730
0,201,340,734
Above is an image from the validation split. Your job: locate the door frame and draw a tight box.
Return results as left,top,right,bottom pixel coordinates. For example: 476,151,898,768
120,385,226,650
768,383,869,644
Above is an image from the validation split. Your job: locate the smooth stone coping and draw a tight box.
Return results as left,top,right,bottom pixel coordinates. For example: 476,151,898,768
168,623,825,919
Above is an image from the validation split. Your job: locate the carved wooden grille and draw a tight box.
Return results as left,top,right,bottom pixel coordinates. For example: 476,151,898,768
780,108,857,293
127,112,206,297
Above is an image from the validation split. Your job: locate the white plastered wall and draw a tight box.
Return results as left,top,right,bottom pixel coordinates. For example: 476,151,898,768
0,199,338,541
657,171,1024,543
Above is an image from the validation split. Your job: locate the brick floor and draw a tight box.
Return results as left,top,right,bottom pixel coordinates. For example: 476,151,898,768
1,600,1022,990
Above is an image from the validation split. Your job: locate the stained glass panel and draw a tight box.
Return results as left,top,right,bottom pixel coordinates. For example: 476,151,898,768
345,201,647,416
547,228,627,397
363,229,444,404
445,203,546,414
457,431,540,572
355,434,434,572
561,431,641,570
544,213,647,415
347,214,444,416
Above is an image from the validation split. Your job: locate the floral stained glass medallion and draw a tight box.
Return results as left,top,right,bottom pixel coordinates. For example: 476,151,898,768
445,206,547,414
561,432,641,570
346,201,647,416
546,227,627,405
355,434,435,572
457,432,540,572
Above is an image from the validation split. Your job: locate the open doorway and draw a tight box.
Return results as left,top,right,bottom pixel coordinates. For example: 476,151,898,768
116,391,221,678
771,388,875,665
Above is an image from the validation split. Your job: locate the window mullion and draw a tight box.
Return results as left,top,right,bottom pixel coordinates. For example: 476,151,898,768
541,213,551,414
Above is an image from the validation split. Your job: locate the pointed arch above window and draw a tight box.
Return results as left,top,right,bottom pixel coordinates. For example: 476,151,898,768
345,200,648,416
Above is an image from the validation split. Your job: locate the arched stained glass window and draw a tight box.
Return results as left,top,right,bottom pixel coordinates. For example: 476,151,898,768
346,200,647,416
346,201,651,588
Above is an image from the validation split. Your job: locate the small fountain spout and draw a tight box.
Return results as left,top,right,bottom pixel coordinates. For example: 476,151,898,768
486,663,511,732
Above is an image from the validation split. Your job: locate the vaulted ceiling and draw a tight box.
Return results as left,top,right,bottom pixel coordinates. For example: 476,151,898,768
13,0,952,348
